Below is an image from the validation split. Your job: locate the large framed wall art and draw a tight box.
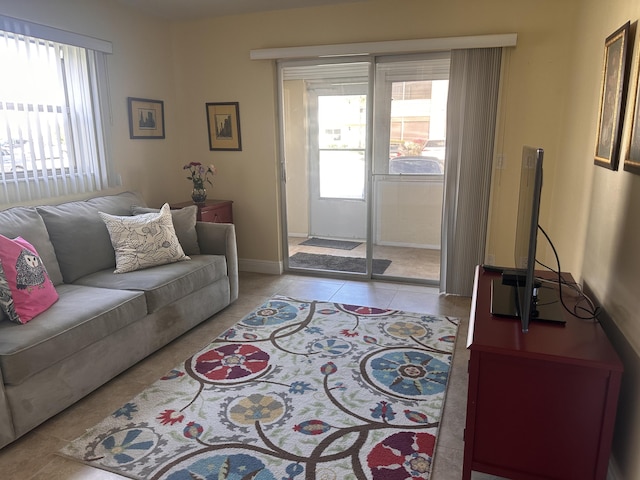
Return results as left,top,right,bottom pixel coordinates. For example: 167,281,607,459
623,31,640,175
594,22,630,170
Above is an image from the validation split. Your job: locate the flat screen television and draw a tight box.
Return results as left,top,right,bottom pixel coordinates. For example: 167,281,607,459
490,146,565,332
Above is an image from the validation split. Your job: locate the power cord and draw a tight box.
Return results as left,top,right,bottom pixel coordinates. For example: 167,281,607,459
536,225,600,321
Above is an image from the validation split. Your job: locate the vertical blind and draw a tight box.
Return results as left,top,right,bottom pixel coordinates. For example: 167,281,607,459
0,17,114,204
440,47,502,295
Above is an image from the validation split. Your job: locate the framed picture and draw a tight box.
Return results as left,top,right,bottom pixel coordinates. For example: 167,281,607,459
206,102,242,151
624,41,640,175
594,22,630,170
128,97,165,139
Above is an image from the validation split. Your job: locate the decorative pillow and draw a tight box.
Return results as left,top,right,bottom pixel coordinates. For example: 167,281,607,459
99,203,189,274
0,235,59,324
0,262,18,323
131,205,200,255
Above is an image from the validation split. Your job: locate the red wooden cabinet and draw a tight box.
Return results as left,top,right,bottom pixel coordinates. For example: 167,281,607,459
463,266,622,480
171,199,233,224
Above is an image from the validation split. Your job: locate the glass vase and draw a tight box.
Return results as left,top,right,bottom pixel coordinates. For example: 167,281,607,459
191,188,207,204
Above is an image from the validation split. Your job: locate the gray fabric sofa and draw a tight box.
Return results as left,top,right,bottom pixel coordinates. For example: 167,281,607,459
0,191,238,449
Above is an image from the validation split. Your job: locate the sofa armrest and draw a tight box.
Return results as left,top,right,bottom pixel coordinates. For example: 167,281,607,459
195,222,238,302
0,369,16,449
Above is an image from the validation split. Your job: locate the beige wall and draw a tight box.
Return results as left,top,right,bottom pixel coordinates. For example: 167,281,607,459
552,1,640,477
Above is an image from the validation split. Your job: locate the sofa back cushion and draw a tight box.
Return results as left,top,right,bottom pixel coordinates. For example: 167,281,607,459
37,192,146,283
0,207,63,286
85,191,147,213
131,205,200,255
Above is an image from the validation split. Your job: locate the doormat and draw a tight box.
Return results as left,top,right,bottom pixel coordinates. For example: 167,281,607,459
59,296,459,480
289,252,391,274
299,237,362,250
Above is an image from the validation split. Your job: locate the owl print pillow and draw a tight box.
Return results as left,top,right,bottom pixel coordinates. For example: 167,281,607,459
0,235,58,324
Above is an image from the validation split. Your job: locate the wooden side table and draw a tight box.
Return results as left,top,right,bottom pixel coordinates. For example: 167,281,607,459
170,199,233,224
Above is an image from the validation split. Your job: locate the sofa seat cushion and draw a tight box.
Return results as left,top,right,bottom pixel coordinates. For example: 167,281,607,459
0,284,146,386
74,254,227,313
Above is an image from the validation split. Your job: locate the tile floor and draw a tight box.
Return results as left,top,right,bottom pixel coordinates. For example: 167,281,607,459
0,272,500,479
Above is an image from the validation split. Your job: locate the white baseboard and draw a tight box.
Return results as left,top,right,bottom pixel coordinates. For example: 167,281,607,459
238,258,283,275
375,240,441,249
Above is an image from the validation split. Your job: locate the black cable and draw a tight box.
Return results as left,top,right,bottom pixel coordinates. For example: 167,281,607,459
537,227,599,320
537,225,600,321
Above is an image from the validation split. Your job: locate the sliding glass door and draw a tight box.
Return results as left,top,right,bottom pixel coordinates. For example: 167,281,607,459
371,54,450,282
279,54,450,282
280,61,372,276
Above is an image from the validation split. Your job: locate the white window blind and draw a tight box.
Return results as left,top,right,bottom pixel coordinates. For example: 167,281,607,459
0,19,115,203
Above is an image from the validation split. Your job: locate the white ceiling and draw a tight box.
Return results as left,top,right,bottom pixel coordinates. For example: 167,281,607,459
114,0,368,20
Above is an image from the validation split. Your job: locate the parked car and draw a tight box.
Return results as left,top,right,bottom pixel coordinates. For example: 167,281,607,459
2,147,13,168
389,143,401,158
421,139,446,162
2,146,25,173
389,156,443,175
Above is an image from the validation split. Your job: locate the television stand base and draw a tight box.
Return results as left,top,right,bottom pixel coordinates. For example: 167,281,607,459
490,279,566,326
500,269,526,286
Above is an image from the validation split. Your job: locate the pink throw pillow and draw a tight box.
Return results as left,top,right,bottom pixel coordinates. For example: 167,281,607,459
0,235,58,324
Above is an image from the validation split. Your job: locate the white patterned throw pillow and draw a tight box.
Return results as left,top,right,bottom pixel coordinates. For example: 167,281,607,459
99,203,189,274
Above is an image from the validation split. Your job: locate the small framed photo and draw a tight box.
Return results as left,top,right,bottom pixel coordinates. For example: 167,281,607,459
594,22,630,170
128,97,165,139
206,102,242,151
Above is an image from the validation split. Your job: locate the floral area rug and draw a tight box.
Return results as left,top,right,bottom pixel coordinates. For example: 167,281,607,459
60,296,459,480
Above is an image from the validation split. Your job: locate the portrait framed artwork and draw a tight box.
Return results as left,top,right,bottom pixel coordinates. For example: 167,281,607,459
206,102,242,151
128,97,165,139
594,22,630,170
624,38,640,175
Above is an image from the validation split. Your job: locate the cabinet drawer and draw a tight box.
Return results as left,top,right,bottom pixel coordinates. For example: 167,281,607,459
170,199,233,224
200,205,232,223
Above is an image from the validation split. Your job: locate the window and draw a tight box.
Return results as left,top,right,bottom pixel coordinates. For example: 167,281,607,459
386,79,447,175
373,54,450,176
317,94,367,199
0,17,114,203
